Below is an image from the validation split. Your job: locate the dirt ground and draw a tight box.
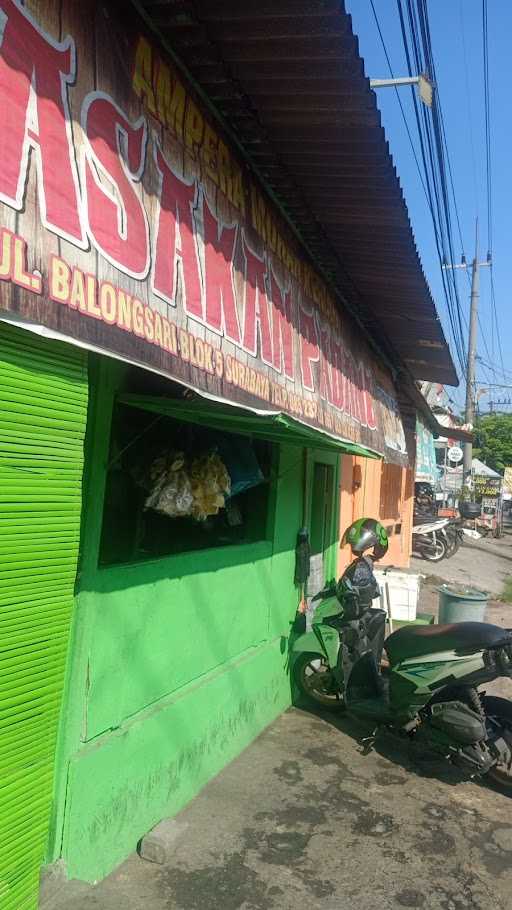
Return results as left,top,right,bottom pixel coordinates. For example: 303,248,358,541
47,536,512,910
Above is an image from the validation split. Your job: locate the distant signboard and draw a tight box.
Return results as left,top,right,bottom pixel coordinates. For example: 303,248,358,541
415,417,438,484
448,445,463,463
473,475,502,499
504,466,512,493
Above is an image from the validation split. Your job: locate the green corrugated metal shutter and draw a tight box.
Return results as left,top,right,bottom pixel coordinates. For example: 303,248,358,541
0,322,88,910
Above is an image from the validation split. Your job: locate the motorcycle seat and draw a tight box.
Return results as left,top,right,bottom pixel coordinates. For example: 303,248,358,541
386,621,511,664
413,512,439,523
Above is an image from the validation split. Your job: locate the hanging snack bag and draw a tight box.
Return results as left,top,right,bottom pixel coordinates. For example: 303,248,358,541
190,452,231,520
145,451,194,517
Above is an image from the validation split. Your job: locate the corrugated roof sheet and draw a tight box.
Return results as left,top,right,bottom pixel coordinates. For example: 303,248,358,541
132,0,458,386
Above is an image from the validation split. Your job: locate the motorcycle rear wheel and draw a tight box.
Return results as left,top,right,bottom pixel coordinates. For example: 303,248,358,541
445,530,461,557
293,651,344,711
482,696,512,791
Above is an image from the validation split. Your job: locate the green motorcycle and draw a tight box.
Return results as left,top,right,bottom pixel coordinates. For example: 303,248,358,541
292,518,512,791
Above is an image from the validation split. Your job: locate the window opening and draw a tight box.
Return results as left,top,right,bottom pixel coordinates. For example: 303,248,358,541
99,401,275,566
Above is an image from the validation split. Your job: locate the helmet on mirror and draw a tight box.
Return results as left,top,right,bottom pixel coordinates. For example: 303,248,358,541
341,517,389,560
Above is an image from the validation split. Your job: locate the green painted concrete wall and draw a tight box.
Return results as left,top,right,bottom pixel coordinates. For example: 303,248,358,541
48,357,325,883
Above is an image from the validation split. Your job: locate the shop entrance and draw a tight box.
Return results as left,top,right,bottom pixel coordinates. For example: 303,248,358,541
0,323,88,909
307,452,339,596
310,462,335,557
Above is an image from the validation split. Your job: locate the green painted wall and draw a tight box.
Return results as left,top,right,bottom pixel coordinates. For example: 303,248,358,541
65,640,291,881
48,357,328,883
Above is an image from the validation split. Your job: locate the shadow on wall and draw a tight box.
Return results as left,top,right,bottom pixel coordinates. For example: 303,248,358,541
72,382,303,735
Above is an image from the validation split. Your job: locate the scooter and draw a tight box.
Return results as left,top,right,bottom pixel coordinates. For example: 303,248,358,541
412,517,451,561
292,553,512,791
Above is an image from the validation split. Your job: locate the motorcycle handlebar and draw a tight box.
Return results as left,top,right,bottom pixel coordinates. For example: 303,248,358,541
311,580,337,602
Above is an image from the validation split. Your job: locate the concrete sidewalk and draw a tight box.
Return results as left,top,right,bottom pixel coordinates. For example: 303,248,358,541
49,704,512,910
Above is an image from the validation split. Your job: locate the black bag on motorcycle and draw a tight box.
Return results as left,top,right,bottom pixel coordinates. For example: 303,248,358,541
336,556,379,619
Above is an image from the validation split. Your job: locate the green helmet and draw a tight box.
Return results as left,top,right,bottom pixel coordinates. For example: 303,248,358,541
342,517,388,560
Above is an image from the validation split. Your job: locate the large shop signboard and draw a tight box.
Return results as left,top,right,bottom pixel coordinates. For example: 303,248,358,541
0,0,408,462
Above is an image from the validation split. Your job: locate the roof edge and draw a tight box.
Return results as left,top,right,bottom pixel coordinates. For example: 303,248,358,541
404,380,473,442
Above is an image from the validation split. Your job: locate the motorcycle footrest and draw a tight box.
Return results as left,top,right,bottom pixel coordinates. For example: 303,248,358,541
347,697,394,723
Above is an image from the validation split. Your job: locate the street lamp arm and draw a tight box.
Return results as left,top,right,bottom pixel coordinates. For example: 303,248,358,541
370,74,433,108
369,76,421,88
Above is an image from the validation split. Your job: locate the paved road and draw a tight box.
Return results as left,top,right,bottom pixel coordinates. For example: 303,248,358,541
51,705,512,910
411,531,512,598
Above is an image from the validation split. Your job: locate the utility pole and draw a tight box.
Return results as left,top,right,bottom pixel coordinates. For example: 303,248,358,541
464,221,481,478
443,218,491,482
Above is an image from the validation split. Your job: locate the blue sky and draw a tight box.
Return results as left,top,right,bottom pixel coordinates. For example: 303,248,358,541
346,0,511,415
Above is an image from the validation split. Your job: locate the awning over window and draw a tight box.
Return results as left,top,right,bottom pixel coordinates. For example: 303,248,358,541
118,394,380,459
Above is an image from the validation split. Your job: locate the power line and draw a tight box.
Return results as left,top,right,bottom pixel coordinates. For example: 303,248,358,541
475,382,512,390
415,0,467,366
398,0,466,369
490,267,505,376
368,0,429,202
459,0,479,215
418,0,468,363
477,356,512,381
370,0,465,376
371,0,501,394
401,1,500,403
482,0,492,255
481,2,504,385
396,0,467,375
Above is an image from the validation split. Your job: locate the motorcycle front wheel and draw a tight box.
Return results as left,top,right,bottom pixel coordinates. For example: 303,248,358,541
482,696,512,791
292,652,344,711
418,536,447,562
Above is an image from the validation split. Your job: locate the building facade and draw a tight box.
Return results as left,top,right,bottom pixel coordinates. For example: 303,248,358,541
0,1,457,906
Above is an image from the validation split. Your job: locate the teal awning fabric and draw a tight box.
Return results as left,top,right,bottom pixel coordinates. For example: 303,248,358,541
415,416,438,484
118,394,381,459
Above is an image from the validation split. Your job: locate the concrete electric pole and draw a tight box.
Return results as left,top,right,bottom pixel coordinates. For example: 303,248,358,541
443,218,491,480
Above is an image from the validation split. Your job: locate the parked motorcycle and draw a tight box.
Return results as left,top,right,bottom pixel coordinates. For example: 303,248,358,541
413,483,465,561
412,517,451,561
292,518,512,791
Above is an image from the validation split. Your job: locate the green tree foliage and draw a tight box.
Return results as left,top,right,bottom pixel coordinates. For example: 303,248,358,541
473,414,512,473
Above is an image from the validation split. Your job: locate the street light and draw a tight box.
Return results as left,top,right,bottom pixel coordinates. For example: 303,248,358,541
369,73,434,108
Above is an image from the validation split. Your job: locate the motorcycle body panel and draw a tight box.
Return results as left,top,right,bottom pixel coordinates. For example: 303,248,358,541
386,650,488,717
310,594,342,623
393,650,486,696
413,518,449,534
319,625,342,670
291,595,342,667
291,630,324,655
